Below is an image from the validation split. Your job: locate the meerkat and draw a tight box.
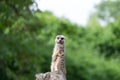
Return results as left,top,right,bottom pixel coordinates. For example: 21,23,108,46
51,35,66,75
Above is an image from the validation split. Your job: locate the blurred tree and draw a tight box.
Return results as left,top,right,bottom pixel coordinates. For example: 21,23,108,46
96,0,120,23
1,0,120,80
87,13,101,28
0,0,42,80
0,0,39,31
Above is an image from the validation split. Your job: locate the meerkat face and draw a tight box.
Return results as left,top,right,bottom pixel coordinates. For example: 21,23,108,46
55,35,65,44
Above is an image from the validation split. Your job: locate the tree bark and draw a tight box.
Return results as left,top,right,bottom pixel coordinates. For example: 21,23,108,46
35,71,66,80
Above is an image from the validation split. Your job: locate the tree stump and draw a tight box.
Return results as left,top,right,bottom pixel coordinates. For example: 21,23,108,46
35,71,66,80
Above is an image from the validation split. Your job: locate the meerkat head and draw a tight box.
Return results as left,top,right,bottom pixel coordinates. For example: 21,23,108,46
55,35,65,44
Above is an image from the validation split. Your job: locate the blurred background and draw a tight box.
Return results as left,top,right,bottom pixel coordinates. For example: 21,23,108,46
0,0,120,80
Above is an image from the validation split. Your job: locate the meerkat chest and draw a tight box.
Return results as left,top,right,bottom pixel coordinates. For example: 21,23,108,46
56,48,64,57
54,44,64,52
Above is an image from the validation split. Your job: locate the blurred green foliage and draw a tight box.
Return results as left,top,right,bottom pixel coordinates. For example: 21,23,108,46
0,0,120,80
96,0,120,22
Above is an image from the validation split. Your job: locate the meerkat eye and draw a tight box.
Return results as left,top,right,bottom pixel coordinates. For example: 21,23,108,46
61,38,64,40
57,37,59,39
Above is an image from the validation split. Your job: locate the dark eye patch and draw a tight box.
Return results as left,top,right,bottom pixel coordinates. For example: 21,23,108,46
57,37,59,39
61,38,64,40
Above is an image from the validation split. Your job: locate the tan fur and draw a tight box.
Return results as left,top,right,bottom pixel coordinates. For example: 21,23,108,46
51,35,66,75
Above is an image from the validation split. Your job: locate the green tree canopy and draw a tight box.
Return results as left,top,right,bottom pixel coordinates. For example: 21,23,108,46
96,0,120,22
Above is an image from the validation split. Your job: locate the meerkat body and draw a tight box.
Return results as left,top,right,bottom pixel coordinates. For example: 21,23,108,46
51,35,66,75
